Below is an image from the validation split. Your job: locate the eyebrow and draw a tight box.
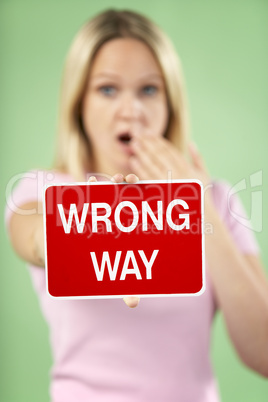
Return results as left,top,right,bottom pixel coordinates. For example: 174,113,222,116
91,72,164,81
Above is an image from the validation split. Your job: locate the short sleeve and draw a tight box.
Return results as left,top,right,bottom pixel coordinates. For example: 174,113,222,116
211,180,260,255
4,169,73,235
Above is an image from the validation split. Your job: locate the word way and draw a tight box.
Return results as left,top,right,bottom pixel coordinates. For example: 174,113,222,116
90,250,159,281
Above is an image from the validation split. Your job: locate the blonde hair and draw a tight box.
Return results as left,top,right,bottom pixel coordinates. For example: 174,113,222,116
54,9,190,180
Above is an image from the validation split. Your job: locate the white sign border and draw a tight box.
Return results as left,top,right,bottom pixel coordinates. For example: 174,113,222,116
43,179,205,300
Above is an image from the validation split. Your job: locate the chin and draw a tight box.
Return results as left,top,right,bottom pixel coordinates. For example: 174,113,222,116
111,158,133,177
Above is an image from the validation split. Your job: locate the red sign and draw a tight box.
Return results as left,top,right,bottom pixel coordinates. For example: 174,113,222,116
43,180,204,299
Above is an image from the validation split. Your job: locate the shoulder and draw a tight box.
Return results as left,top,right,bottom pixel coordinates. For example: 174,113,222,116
9,168,73,195
8,168,74,198
210,178,249,224
210,178,260,255
210,179,233,219
5,168,74,229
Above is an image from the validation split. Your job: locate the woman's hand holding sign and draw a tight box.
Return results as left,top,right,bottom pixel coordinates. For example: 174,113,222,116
89,173,141,309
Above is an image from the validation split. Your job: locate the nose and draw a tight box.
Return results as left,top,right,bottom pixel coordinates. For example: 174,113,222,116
116,92,143,121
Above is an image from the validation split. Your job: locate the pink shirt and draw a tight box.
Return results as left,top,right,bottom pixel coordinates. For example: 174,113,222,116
5,170,259,402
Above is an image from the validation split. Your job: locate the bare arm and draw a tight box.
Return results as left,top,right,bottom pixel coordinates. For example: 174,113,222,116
205,200,268,377
9,201,45,267
129,135,268,377
9,177,140,309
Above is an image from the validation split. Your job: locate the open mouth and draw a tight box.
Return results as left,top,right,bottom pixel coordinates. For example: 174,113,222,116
118,133,132,145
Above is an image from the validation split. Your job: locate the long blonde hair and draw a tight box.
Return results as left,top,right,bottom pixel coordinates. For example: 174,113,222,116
54,9,190,180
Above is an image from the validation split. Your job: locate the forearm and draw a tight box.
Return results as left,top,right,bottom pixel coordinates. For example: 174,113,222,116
30,214,45,267
9,202,45,268
205,201,268,376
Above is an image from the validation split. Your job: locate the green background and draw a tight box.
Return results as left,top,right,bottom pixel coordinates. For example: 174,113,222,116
1,0,267,401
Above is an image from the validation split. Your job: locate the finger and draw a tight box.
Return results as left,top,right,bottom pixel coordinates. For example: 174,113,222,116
125,173,139,183
129,153,163,180
123,296,140,308
131,136,186,180
130,142,162,179
110,173,125,183
128,156,148,180
132,137,168,175
135,135,182,170
130,126,160,178
88,176,97,182
188,142,206,172
143,135,186,166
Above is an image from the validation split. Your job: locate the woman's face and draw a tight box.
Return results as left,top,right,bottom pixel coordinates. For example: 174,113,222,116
82,38,169,176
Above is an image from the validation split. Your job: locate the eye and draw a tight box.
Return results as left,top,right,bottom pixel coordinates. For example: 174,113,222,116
141,85,158,96
99,86,117,96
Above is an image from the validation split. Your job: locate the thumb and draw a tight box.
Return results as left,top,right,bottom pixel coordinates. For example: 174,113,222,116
123,296,140,308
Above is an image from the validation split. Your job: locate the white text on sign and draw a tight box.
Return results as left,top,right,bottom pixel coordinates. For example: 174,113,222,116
57,199,190,234
90,250,159,281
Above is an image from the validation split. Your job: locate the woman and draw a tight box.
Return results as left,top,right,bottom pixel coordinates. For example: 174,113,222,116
6,9,268,402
